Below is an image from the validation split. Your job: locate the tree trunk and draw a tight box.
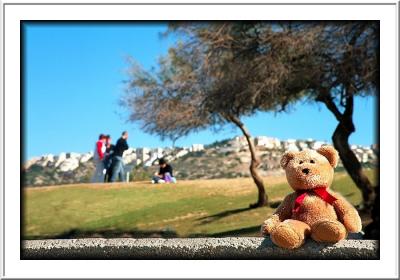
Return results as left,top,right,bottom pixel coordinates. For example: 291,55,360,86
319,92,375,209
332,120,375,209
228,115,268,208
363,185,379,239
172,138,177,149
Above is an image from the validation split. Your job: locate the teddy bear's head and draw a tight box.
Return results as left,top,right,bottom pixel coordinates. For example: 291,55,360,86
280,145,339,191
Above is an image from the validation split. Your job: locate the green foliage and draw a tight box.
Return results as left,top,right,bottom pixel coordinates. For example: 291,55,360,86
82,172,92,184
176,171,188,178
205,139,231,148
191,151,205,157
131,167,153,182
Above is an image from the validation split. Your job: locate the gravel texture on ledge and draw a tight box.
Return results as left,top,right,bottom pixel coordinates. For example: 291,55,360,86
22,237,378,260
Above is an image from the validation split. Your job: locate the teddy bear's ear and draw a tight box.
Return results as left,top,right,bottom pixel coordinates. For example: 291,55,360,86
317,145,339,168
280,151,295,169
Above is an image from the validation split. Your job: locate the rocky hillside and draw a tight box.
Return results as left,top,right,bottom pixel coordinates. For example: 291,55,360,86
23,136,378,187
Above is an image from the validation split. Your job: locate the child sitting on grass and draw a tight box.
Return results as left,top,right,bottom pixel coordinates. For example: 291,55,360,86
151,158,177,184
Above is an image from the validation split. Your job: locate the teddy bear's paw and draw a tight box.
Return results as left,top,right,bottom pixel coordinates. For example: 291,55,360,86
261,218,278,235
270,223,304,249
343,214,363,233
311,220,347,243
260,224,269,236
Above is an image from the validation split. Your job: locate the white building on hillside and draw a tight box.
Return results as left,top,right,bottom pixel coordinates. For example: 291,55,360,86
190,144,204,152
136,147,150,162
255,136,281,149
151,147,164,158
297,141,309,150
175,149,189,158
310,141,326,150
284,139,299,151
230,136,249,148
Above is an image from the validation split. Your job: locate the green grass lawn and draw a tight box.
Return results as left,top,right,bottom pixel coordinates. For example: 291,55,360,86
23,169,377,239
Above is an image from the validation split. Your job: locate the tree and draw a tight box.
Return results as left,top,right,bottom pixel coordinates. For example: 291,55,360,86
123,22,312,207
123,22,378,209
303,22,378,209
214,22,378,209
122,55,213,144
184,23,317,207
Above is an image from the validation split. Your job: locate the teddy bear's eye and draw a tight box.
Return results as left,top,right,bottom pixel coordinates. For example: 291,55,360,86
310,160,315,164
299,160,304,164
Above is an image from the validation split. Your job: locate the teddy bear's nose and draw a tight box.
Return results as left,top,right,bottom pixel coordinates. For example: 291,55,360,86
302,168,310,175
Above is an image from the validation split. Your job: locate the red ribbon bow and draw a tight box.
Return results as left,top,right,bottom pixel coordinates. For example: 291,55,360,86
293,186,337,214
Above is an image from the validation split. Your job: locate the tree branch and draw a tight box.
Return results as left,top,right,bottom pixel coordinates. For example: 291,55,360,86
315,89,343,122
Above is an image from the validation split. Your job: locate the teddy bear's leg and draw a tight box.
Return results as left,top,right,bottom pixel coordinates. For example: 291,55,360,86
311,219,347,243
270,219,311,249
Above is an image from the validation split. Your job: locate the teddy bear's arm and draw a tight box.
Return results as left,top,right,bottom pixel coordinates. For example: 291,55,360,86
331,191,362,233
262,193,295,235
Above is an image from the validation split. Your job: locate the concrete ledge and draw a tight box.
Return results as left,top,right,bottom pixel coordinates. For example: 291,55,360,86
22,237,378,260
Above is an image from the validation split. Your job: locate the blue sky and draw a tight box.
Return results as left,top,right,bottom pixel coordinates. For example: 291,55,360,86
24,22,377,159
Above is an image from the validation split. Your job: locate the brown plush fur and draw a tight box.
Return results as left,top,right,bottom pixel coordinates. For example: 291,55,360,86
262,145,362,249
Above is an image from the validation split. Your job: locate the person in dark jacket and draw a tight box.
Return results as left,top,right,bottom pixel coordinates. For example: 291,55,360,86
152,158,176,184
110,131,129,182
103,135,115,182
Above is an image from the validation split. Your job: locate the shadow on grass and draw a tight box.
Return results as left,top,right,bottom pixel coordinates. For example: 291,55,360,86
25,225,262,239
25,228,179,240
196,207,252,225
343,192,356,197
269,200,282,209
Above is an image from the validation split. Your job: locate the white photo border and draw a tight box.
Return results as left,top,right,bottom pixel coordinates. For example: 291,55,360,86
1,1,398,279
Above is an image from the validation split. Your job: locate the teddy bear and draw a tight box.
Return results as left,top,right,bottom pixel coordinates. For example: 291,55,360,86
261,145,362,249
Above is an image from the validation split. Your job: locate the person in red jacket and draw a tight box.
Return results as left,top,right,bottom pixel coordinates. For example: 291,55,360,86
91,134,107,183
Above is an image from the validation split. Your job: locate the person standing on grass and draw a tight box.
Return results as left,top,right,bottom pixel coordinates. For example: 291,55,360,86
91,134,107,183
110,131,129,182
103,135,115,182
152,158,177,184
